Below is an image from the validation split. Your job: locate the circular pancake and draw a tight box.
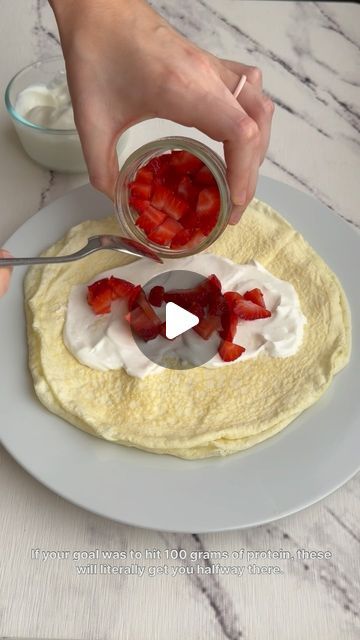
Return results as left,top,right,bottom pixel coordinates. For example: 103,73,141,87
24,199,351,459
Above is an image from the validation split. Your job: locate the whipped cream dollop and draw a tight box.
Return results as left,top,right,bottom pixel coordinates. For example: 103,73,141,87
15,71,75,130
64,254,307,379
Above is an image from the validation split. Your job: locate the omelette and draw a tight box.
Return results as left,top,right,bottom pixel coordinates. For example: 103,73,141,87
24,199,351,459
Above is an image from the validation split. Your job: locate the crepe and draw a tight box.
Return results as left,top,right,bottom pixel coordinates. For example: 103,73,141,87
24,199,351,459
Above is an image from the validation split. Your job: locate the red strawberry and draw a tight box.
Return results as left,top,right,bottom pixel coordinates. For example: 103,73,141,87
151,185,188,220
169,150,204,174
128,306,161,341
135,167,154,184
127,284,142,311
195,165,217,187
170,228,192,249
208,293,227,317
218,340,245,362
148,285,165,307
87,278,112,315
224,291,244,310
243,288,266,308
194,315,221,340
135,206,167,235
109,277,135,299
207,274,222,292
148,218,183,246
187,301,205,321
197,211,218,236
220,307,238,342
233,298,271,320
148,154,171,177
184,229,206,250
129,181,152,200
196,186,220,216
177,175,199,207
129,197,150,215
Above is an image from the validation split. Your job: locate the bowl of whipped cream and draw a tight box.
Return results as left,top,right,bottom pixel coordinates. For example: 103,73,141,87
5,56,129,173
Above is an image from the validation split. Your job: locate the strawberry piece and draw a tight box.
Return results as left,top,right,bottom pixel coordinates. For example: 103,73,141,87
129,197,150,215
87,278,112,315
148,285,165,307
177,175,199,208
163,288,199,310
188,301,205,321
220,307,238,342
218,340,245,362
129,181,152,200
128,306,161,341
208,292,227,316
196,186,220,216
170,228,192,249
135,167,154,184
207,274,222,292
128,284,143,311
194,315,221,340
224,291,244,311
169,150,204,174
109,276,135,300
195,165,217,187
135,206,167,235
243,288,266,308
184,229,206,250
147,154,171,177
148,218,183,246
197,211,218,236
233,298,271,320
151,185,188,220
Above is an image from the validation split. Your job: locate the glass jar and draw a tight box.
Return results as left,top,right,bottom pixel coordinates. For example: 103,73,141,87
114,136,231,259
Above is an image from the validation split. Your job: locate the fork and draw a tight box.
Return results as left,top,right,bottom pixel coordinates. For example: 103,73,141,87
0,234,163,266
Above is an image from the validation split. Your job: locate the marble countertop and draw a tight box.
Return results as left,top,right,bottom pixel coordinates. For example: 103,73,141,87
0,1,359,638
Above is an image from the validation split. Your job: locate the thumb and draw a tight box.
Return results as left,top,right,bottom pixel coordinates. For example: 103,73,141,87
0,250,13,298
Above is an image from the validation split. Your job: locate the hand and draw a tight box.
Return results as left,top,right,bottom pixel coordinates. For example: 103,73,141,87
51,0,274,223
0,250,13,298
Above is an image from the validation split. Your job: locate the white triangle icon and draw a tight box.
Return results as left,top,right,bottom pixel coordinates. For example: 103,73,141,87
165,302,199,340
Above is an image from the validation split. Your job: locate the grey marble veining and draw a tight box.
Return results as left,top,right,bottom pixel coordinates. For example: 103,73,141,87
0,2,360,639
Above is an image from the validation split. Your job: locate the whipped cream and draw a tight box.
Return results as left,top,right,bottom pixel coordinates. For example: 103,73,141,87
15,71,76,130
64,254,307,379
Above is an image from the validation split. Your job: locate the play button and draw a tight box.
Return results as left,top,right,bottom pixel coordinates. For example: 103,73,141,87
130,269,221,370
165,302,199,339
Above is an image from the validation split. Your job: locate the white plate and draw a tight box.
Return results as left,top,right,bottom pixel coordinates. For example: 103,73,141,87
1,177,359,532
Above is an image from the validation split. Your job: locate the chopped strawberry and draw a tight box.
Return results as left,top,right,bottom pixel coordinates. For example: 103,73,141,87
177,175,199,207
188,301,205,321
109,276,135,300
220,307,238,342
208,292,227,316
129,197,150,215
195,165,217,187
198,212,218,236
148,218,183,246
148,285,165,307
223,291,244,311
243,288,266,308
129,181,152,200
135,167,154,184
163,287,199,310
170,228,193,249
87,278,112,315
169,150,204,174
151,185,188,220
196,186,220,216
127,284,143,311
184,229,206,250
135,206,167,235
194,315,221,340
218,340,245,362
128,306,161,341
207,274,222,292
147,154,171,177
178,210,197,230
233,298,271,320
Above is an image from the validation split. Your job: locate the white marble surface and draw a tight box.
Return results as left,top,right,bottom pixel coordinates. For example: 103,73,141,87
0,1,359,638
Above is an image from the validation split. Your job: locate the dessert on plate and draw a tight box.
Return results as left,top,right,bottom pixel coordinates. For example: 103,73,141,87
24,198,351,459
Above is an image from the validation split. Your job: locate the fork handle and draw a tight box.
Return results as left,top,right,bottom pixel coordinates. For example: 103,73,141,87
0,237,100,267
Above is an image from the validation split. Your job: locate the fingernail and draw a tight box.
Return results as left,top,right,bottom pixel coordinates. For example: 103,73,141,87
232,190,247,206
